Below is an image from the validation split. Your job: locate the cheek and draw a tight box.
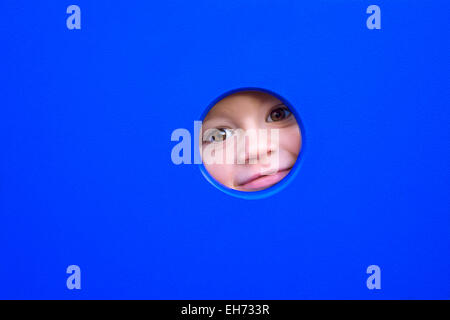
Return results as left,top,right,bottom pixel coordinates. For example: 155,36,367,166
279,125,302,158
201,142,238,188
203,163,235,188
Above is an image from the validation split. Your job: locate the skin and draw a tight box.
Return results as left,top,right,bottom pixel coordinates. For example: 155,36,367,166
200,91,302,192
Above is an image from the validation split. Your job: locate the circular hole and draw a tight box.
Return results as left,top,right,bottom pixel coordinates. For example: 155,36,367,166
199,88,304,199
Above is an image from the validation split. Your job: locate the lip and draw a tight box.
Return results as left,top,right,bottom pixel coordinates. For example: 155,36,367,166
237,168,292,191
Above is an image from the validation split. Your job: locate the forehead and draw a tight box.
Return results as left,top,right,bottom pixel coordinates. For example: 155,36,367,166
204,91,282,120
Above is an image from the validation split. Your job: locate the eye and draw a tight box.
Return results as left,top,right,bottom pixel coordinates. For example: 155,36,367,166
203,128,234,143
267,106,292,122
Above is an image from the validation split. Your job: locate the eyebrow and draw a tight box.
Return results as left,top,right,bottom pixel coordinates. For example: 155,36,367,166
269,103,286,109
203,108,235,122
201,117,235,130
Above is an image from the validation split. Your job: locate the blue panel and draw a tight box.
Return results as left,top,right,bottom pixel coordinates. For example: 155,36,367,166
0,0,449,299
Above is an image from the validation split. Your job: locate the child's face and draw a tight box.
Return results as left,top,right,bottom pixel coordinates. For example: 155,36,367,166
200,91,302,192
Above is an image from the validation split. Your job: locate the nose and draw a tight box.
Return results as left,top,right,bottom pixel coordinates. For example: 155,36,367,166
236,129,278,165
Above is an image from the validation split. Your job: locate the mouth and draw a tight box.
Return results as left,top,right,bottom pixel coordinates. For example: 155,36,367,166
236,168,292,192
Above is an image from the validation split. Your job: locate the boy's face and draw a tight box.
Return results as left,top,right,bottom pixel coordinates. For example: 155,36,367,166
200,91,302,192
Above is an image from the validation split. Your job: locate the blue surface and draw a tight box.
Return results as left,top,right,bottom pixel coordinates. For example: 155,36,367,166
0,0,449,299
